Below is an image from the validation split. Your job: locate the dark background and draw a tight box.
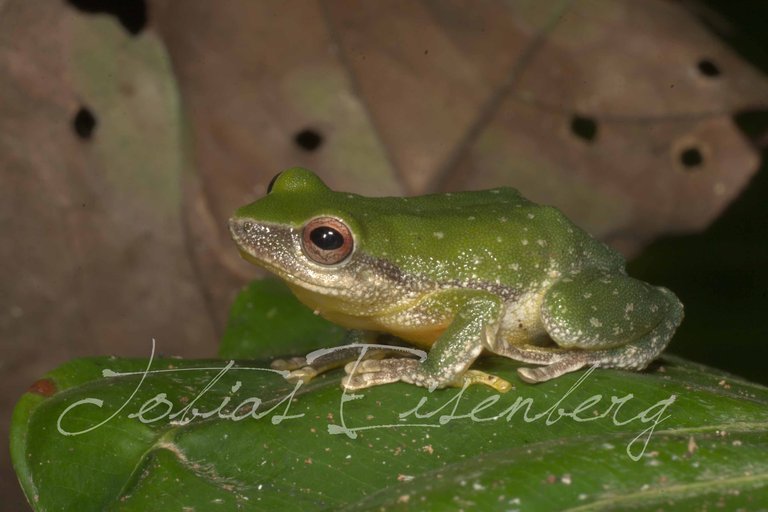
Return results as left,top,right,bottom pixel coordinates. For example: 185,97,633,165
630,1,768,385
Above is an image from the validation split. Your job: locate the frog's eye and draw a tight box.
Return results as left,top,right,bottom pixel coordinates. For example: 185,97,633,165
266,172,282,194
302,217,354,265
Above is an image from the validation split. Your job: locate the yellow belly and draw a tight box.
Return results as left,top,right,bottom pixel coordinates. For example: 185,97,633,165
288,283,448,349
319,309,446,349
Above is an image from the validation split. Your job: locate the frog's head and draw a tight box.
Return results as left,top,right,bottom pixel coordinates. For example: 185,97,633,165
229,168,400,316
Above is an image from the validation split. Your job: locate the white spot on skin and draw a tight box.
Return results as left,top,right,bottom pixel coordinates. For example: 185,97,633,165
433,232,444,240
521,239,529,246
590,317,602,327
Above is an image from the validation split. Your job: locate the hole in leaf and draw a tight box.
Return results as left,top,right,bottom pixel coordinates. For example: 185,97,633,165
697,59,721,77
680,147,704,169
294,129,323,152
73,107,97,140
67,0,148,36
570,116,598,142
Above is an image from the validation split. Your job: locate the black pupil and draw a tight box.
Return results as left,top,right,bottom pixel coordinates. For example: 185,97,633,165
310,227,344,250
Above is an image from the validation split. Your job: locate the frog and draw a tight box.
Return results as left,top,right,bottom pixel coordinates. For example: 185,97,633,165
229,167,683,392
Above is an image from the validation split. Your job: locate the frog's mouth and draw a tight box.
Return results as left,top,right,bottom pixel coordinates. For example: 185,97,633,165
230,220,350,294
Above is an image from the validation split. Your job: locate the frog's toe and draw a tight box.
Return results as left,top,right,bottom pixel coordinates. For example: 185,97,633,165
346,358,418,373
270,356,308,371
272,357,319,383
342,371,402,390
343,358,426,390
343,358,420,381
517,355,587,384
281,366,319,383
461,370,513,392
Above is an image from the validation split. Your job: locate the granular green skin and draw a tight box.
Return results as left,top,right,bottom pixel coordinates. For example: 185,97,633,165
230,168,683,390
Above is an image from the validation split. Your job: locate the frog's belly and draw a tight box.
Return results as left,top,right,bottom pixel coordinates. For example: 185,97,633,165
322,303,548,351
290,284,447,348
320,309,445,349
296,284,548,350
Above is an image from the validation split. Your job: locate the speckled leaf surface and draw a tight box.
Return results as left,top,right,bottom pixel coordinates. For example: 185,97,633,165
12,354,768,511
11,281,768,511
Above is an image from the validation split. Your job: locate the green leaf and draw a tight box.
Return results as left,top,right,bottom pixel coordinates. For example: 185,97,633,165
11,281,768,510
11,358,768,510
220,279,345,359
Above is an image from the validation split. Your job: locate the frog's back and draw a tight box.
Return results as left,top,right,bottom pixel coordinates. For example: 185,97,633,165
350,187,624,290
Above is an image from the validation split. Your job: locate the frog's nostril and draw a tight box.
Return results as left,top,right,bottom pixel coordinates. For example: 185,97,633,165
228,218,251,237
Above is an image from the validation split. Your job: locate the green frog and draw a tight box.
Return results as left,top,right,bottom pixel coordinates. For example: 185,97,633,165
229,168,683,391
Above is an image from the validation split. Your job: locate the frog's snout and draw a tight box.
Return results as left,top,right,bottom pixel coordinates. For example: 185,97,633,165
228,217,252,243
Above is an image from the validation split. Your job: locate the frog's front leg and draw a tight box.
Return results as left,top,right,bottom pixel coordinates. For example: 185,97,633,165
271,330,389,383
509,269,683,383
342,293,512,392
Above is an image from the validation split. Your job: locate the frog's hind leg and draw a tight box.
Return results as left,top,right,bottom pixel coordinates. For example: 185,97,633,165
503,270,683,383
492,344,588,384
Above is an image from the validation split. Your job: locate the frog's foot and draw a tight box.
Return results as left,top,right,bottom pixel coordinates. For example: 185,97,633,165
515,309,683,384
516,354,588,384
271,356,308,372
271,346,392,384
461,369,513,392
342,358,512,392
271,357,320,384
